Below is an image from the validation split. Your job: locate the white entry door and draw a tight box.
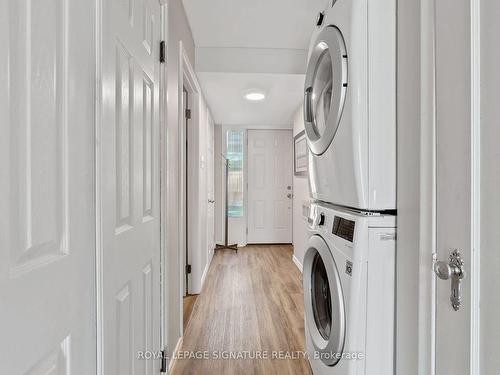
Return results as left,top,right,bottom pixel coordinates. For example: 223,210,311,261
0,0,96,373
99,0,162,373
247,130,293,243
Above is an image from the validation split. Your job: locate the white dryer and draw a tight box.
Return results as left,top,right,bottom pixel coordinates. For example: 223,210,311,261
304,0,396,211
303,202,396,375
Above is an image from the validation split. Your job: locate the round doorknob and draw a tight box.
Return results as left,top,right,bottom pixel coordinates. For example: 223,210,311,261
434,261,452,280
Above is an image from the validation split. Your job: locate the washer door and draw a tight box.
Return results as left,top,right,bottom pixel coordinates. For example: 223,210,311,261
304,26,347,156
303,235,346,366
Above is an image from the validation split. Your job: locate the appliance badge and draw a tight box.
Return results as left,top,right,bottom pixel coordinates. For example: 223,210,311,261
345,261,353,276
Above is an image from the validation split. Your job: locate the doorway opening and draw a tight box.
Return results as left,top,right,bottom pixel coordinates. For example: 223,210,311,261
181,85,197,332
178,44,210,337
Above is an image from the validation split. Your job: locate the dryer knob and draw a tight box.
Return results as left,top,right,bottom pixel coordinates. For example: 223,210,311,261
316,11,325,27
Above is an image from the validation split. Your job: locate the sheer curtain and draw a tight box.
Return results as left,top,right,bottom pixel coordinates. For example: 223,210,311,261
226,130,244,218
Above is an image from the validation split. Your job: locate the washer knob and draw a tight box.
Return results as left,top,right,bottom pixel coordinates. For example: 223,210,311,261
318,213,326,226
316,11,325,27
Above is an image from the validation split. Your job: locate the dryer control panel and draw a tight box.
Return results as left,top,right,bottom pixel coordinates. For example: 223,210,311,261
332,216,355,242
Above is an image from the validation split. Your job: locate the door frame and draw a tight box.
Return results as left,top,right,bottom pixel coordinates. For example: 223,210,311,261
159,2,168,367
94,0,167,372
217,126,294,246
178,41,204,330
396,0,481,373
182,85,190,297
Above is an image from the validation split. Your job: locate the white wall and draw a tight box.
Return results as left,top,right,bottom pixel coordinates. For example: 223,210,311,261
292,106,310,271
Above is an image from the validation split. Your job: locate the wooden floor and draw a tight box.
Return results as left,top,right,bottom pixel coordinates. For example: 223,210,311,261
171,244,312,375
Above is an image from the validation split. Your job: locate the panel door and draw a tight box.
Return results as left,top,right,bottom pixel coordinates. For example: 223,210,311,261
247,130,293,243
100,0,162,373
207,115,216,254
0,0,96,373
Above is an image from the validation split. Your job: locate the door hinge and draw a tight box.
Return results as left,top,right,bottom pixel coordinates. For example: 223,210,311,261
159,41,166,63
246,227,248,235
185,264,192,274
185,108,191,120
160,350,167,373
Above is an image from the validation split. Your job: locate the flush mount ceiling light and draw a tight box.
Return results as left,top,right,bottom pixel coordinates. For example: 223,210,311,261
243,89,266,101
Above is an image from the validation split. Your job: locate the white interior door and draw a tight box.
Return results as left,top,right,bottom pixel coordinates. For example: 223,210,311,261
207,116,215,253
434,0,472,372
0,0,96,373
100,0,162,373
247,130,293,243
433,1,500,374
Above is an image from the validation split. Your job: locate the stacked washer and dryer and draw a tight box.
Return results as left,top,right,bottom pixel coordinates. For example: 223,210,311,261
302,0,396,374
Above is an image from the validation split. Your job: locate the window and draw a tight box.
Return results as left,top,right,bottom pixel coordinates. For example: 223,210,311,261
226,131,244,217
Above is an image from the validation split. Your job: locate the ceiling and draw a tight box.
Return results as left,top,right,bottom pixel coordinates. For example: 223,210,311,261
182,0,328,49
198,73,305,126
182,0,328,126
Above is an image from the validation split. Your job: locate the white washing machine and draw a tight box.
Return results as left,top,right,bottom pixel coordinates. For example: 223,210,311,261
303,202,396,375
304,0,396,211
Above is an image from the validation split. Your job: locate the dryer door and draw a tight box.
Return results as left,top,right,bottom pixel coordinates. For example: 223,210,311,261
303,234,346,366
304,26,347,156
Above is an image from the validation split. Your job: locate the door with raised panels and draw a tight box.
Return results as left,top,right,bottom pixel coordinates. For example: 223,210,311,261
0,0,96,373
99,0,162,373
247,130,293,243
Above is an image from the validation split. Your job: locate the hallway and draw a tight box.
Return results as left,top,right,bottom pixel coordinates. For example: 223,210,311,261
171,245,312,375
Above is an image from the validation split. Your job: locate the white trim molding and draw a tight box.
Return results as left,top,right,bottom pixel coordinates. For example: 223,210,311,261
470,0,481,372
200,246,215,289
94,0,104,373
419,0,437,373
292,255,303,273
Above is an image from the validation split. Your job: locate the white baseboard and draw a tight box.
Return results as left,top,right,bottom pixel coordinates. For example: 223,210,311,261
292,254,303,273
168,336,184,371
200,246,215,289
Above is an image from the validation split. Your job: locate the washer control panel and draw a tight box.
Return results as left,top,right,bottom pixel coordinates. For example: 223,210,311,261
332,216,355,242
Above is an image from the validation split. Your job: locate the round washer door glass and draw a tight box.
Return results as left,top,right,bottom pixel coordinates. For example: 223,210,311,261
304,26,347,155
303,235,346,366
311,252,332,339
